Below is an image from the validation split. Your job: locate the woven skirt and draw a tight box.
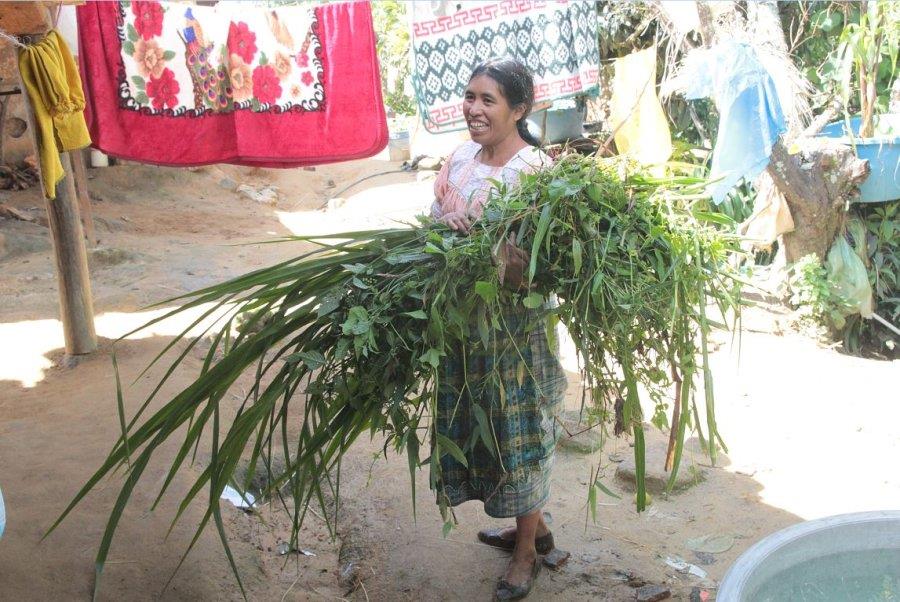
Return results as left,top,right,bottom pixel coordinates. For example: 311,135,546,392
434,309,567,518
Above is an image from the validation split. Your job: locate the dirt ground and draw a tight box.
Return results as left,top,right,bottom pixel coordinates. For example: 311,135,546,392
0,159,897,601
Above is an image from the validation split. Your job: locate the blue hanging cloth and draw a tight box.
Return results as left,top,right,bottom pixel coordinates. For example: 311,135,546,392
679,42,786,203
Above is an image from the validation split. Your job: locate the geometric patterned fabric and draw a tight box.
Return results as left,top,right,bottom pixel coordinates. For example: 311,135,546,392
410,0,599,132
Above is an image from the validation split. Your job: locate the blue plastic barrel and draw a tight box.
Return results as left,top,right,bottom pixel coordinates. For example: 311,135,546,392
817,114,900,203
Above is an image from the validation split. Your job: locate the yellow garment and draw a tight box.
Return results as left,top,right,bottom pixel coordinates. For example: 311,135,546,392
609,45,672,169
17,30,91,200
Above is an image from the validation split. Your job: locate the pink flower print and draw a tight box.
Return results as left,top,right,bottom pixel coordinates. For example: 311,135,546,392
301,71,314,87
295,52,309,68
274,52,292,81
133,38,167,79
228,54,253,102
146,68,180,110
252,65,282,105
227,21,257,64
132,1,164,40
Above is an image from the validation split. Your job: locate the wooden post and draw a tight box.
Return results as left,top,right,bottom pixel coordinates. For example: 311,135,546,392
46,151,97,354
69,148,96,245
16,44,97,355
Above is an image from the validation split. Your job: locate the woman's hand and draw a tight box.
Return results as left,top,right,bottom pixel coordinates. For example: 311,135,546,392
439,210,472,234
494,234,530,290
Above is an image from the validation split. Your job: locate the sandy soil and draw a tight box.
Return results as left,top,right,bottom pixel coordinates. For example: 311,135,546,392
0,160,897,601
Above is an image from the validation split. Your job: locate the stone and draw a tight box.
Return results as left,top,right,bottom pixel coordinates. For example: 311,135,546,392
0,228,51,261
232,453,288,498
542,548,571,570
88,247,138,268
218,177,238,191
415,156,443,171
556,410,604,454
635,584,671,602
237,183,278,205
614,427,708,495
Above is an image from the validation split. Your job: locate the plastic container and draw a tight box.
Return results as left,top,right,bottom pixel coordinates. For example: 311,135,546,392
718,510,900,601
388,130,410,162
526,102,587,145
817,114,900,203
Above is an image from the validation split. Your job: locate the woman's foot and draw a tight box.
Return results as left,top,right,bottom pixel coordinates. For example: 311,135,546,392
494,510,544,600
495,550,540,600
478,516,553,553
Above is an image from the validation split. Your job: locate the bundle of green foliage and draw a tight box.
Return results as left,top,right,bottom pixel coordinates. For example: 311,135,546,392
50,155,743,595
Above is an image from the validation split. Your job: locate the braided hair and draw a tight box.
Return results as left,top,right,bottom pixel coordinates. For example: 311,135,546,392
469,57,541,147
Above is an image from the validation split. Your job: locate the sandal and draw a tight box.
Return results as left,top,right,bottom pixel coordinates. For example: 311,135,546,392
478,528,555,554
494,557,541,601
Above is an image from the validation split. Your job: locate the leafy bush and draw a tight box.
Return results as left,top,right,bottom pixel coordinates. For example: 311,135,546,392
372,0,415,117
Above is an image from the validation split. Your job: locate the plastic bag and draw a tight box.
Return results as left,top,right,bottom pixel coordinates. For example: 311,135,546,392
826,227,874,328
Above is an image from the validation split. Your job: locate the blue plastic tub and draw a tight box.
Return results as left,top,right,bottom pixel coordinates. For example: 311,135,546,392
817,114,900,203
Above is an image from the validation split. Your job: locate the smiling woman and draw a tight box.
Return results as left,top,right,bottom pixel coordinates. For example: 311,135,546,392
429,57,562,601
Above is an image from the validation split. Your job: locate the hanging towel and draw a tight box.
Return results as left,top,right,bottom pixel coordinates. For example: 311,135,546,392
674,41,786,204
76,1,386,167
609,45,672,168
17,30,92,199
409,0,600,133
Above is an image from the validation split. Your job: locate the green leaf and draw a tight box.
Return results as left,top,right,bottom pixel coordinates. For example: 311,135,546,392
123,41,135,56
341,306,371,336
406,436,419,519
135,92,149,104
163,50,176,61
259,52,268,66
435,433,468,467
470,403,496,458
418,348,441,368
403,310,428,320
127,23,139,43
528,203,552,282
131,75,146,89
316,296,340,317
523,292,544,309
284,350,325,371
474,280,497,303
572,238,582,274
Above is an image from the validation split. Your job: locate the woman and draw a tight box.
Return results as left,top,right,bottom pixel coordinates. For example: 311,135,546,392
431,57,567,600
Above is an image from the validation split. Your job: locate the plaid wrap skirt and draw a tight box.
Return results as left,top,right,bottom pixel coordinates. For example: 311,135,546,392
434,307,567,518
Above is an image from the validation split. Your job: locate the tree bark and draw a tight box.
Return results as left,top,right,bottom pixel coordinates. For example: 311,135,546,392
765,139,869,262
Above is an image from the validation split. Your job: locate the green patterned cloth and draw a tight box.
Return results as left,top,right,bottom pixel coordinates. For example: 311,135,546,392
434,307,567,518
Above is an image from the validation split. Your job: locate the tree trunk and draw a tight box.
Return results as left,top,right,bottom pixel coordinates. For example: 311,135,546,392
766,139,869,262
698,0,870,261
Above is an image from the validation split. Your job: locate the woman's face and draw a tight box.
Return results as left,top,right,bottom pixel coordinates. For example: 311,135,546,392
463,74,526,146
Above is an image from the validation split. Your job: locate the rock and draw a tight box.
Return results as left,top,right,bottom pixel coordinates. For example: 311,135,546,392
237,183,279,205
635,584,671,601
93,216,134,233
89,247,138,268
218,177,238,191
232,453,288,498
557,410,604,454
614,427,707,494
415,156,443,171
542,548,571,570
0,228,51,261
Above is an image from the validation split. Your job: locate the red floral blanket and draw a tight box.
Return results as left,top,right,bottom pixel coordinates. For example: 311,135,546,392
77,1,387,167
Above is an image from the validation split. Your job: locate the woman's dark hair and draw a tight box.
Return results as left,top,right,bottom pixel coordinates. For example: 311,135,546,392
469,57,541,147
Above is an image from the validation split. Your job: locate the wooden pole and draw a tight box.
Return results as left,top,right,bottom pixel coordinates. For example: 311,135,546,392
44,151,97,354
69,148,96,246
18,64,97,356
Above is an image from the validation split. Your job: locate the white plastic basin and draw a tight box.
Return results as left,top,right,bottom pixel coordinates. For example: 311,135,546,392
718,510,900,601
